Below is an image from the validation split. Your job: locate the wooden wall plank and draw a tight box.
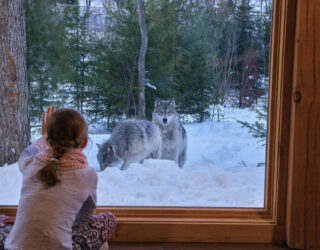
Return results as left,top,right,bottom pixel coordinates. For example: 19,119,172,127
286,0,320,249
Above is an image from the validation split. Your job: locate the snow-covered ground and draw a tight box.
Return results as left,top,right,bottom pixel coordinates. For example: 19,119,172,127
0,107,266,207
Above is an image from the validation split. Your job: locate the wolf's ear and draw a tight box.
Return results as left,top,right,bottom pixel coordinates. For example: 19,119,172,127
96,143,102,149
155,98,161,108
169,98,176,108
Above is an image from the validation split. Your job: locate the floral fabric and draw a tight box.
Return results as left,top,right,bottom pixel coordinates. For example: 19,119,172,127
0,213,116,250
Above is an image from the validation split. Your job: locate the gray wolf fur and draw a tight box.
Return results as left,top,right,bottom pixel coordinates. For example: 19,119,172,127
152,98,187,168
97,119,162,171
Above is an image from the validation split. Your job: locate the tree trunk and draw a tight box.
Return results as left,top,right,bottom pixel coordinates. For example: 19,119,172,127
0,0,30,166
126,92,132,118
137,0,148,119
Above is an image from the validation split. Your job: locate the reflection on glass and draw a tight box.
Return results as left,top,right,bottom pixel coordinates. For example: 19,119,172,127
0,0,273,207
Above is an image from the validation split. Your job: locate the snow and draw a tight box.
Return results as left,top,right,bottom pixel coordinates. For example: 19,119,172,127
0,164,22,205
79,0,103,8
96,160,265,207
0,107,266,208
146,82,157,90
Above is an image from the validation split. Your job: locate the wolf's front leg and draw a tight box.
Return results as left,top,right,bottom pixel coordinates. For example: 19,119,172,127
172,149,180,165
178,149,186,168
120,161,129,171
151,145,162,159
120,153,145,171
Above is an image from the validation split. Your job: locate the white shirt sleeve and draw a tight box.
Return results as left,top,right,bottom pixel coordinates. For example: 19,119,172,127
18,136,48,173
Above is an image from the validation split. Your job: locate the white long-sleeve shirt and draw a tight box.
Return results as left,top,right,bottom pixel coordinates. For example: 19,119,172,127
5,136,98,250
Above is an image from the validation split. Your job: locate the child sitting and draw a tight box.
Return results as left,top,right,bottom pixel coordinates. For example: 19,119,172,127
3,107,116,250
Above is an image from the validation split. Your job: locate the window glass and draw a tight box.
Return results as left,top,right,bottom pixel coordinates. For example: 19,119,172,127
0,0,273,207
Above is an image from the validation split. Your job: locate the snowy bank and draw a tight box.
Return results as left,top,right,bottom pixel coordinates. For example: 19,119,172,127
0,107,266,207
97,159,265,207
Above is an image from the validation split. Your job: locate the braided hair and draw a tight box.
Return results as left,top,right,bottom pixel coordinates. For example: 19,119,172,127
37,108,88,187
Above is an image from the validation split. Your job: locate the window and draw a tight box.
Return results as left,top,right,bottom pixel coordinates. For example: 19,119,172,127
0,0,298,243
1,0,273,208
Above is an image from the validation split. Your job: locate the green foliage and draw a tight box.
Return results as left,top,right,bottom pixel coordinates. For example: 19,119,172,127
27,0,273,125
172,44,212,122
146,0,214,121
26,0,68,123
254,4,272,76
234,0,255,56
237,96,268,167
101,0,141,119
238,98,268,145
60,4,95,112
204,1,238,105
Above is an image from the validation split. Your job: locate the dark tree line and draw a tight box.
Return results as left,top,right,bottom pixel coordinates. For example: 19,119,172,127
27,0,272,127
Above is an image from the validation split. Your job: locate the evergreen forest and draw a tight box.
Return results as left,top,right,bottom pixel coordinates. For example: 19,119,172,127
27,0,272,128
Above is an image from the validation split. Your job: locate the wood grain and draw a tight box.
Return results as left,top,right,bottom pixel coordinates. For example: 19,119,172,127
286,0,320,249
266,0,296,230
109,242,290,250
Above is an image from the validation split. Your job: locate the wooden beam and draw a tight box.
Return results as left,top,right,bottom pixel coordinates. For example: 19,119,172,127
286,0,320,249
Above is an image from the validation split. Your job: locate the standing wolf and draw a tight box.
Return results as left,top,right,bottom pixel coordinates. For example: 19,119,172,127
152,98,187,168
97,119,162,171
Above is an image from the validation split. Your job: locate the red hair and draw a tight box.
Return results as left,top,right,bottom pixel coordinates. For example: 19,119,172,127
37,108,88,186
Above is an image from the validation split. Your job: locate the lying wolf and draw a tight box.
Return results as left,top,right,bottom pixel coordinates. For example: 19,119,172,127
97,119,162,171
152,98,187,168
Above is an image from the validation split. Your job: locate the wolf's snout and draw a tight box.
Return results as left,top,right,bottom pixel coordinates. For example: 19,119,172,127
163,118,168,123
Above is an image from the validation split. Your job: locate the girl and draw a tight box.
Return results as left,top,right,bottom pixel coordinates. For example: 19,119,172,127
4,107,116,250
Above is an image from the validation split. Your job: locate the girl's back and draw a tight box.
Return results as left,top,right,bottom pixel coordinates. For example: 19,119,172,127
5,108,98,250
7,167,97,249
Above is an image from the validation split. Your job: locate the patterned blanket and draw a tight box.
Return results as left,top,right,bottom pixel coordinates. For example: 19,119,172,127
0,213,116,250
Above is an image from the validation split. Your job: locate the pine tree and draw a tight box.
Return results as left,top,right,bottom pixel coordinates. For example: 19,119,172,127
24,0,273,125
254,0,272,77
26,0,68,123
204,0,238,106
147,0,213,121
59,3,94,113
85,37,127,128
234,0,254,56
145,0,181,118
173,47,212,122
238,96,268,148
233,0,266,108
100,0,141,119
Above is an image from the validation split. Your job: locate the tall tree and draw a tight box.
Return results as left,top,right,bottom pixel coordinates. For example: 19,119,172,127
146,0,180,102
61,3,91,112
26,0,67,123
206,0,237,105
233,0,259,108
137,0,148,119
101,0,141,119
0,0,30,166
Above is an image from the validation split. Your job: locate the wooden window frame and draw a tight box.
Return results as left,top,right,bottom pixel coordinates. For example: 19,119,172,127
285,0,320,248
0,0,298,244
